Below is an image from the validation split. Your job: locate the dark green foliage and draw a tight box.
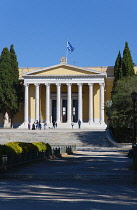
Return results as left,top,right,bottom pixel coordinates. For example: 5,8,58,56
10,44,19,84
122,42,135,77
0,144,16,157
0,48,14,114
113,42,135,85
6,142,23,154
0,142,51,157
106,76,137,142
18,142,38,153
9,45,24,121
32,142,51,151
114,51,122,81
0,45,24,125
110,42,136,141
112,51,122,96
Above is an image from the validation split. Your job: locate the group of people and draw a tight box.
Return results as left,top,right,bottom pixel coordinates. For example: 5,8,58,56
71,119,81,129
28,119,82,130
31,120,42,130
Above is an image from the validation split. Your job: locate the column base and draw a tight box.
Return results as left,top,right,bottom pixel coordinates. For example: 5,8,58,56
18,122,28,129
88,121,94,124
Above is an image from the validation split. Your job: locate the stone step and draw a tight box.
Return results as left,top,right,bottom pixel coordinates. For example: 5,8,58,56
0,130,113,147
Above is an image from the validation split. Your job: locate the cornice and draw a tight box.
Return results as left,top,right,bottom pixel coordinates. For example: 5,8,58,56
23,74,106,79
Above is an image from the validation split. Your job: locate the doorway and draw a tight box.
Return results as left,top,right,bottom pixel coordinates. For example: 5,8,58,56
62,100,67,122
73,100,78,122
52,100,56,122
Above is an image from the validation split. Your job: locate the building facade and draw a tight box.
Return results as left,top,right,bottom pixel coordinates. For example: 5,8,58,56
0,57,116,129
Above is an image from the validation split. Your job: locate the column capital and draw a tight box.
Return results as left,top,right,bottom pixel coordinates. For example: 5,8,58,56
77,83,83,86
24,83,29,87
99,83,105,87
45,83,50,87
66,83,72,86
88,83,94,86
56,83,61,87
34,83,40,87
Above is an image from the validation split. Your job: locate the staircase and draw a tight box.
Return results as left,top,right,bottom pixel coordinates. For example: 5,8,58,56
0,129,112,148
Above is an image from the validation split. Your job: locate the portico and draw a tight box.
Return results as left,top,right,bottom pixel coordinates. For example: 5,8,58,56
22,62,106,129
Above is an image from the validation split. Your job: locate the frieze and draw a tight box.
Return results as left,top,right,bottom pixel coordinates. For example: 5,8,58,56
23,74,106,80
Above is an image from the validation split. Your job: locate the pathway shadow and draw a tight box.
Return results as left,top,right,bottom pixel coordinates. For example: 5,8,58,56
5,150,134,176
74,131,114,147
0,179,137,210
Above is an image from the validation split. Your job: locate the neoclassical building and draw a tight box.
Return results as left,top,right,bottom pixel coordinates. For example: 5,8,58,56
0,57,121,129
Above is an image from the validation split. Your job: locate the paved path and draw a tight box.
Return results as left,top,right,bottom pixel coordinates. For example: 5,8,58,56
3,149,135,181
0,129,136,209
1,148,137,209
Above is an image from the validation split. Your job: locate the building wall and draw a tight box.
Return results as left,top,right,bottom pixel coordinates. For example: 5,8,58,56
0,65,120,126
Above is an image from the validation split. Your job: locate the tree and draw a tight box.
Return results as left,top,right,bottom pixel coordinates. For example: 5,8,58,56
114,51,122,81
9,45,23,124
0,46,23,127
112,51,122,96
122,42,135,77
10,44,19,84
0,47,13,117
112,42,135,98
106,76,137,142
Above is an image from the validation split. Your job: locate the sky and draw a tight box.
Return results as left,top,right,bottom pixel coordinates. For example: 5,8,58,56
0,0,137,67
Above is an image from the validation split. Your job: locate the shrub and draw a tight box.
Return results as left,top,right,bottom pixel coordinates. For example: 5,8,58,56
0,142,51,157
0,144,16,156
32,142,51,152
6,142,23,154
18,142,38,153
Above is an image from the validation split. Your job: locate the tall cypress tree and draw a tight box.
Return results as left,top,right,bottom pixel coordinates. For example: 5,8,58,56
114,51,122,81
10,44,19,84
0,48,14,116
112,51,122,97
122,42,135,77
9,45,23,125
0,46,23,127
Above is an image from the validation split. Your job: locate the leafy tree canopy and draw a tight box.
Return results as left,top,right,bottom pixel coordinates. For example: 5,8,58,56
106,76,137,142
0,45,23,125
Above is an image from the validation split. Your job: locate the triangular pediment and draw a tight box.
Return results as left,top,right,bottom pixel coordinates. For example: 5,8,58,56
22,63,106,77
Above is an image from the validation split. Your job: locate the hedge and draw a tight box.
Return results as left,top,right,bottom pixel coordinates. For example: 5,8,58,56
32,142,51,152
0,142,51,157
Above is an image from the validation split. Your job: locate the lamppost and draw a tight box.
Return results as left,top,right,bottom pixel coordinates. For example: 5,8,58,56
131,91,137,148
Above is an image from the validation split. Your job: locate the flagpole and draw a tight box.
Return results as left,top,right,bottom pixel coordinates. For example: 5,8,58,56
66,38,68,64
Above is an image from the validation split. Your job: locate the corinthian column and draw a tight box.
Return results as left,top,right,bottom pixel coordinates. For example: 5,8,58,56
35,83,40,121
56,83,61,123
45,83,50,123
77,83,83,122
67,83,72,123
99,83,105,123
88,83,94,123
24,83,29,124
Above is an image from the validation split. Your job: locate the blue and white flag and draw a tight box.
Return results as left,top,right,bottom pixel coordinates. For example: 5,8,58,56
67,41,75,54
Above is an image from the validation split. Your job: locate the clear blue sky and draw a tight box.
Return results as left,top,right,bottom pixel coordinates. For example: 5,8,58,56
0,0,137,67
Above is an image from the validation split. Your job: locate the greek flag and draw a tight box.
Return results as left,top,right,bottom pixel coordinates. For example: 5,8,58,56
67,41,75,54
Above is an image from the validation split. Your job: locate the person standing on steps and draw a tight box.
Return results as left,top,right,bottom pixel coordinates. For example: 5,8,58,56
32,122,35,130
71,121,74,129
78,119,81,129
28,122,30,130
44,122,47,129
53,121,56,128
55,122,57,128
